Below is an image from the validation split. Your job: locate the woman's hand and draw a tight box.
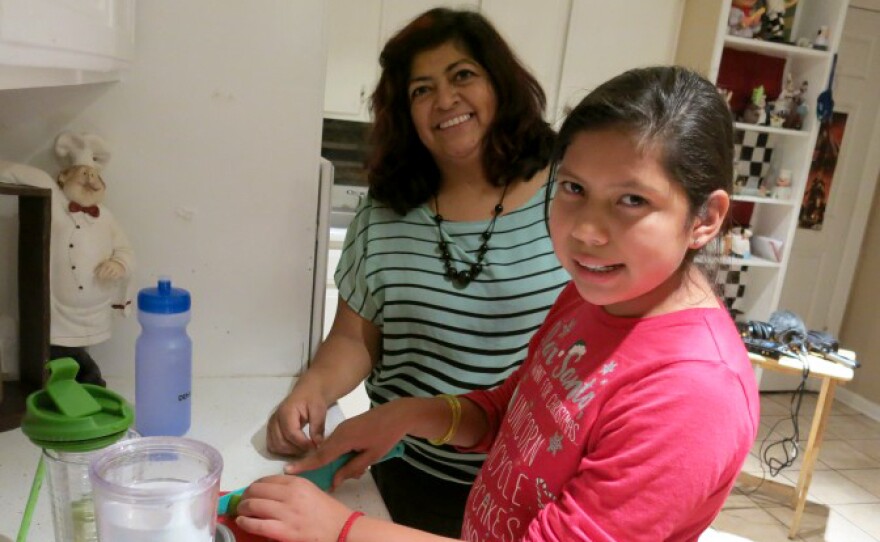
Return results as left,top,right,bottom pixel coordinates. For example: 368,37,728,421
235,475,352,542
266,384,329,456
267,300,381,457
286,400,412,490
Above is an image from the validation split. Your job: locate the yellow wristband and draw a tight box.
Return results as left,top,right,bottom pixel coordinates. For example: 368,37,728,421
429,394,461,446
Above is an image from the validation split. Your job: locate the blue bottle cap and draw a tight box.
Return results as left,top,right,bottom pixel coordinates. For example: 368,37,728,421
138,277,191,314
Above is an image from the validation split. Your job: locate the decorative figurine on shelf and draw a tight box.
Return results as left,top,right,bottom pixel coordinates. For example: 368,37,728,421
772,169,794,200
762,0,798,42
785,79,809,130
717,87,734,110
730,226,753,259
769,73,795,127
813,25,830,50
733,175,748,195
768,111,786,128
757,185,768,198
728,0,766,38
0,132,135,386
740,85,768,125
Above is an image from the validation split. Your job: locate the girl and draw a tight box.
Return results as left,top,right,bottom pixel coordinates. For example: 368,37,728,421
239,66,760,542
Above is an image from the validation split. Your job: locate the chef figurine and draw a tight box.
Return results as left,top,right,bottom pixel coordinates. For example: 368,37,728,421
0,132,134,386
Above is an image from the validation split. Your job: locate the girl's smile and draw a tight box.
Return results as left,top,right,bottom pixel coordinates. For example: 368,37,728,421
549,128,720,318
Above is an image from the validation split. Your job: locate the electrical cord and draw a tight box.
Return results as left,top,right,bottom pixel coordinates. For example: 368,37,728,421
762,360,808,476
740,335,811,495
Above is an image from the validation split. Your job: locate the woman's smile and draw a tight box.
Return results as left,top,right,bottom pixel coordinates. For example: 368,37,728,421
436,112,475,130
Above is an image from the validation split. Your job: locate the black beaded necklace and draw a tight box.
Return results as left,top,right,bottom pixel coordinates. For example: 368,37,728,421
432,183,510,287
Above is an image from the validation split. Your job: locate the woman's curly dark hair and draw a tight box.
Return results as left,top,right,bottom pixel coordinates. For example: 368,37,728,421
367,7,555,215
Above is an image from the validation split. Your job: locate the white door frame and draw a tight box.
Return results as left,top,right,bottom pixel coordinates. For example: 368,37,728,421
827,4,880,334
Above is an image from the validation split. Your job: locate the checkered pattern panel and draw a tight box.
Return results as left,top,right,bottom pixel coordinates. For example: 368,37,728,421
716,264,749,316
735,130,774,189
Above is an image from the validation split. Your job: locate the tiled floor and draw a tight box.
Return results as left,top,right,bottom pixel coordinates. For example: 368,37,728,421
711,391,880,541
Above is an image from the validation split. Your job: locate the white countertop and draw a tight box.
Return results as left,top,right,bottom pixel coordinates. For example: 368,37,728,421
0,376,389,541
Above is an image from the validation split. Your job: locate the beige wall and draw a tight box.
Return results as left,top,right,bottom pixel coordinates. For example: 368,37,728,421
0,1,328,380
841,171,880,402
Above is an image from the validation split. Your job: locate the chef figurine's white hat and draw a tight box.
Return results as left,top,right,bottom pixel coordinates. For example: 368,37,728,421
54,131,112,172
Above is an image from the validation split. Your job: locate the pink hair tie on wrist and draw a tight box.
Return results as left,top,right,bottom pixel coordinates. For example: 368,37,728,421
338,511,365,542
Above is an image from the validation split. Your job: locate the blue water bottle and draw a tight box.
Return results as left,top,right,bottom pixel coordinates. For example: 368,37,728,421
135,277,192,436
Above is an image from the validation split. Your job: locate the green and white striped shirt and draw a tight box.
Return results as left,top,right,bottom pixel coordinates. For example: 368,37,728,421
335,185,569,484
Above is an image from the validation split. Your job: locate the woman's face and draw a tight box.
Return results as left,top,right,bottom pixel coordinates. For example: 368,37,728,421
407,41,497,169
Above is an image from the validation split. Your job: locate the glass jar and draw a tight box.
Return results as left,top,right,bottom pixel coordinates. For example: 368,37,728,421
43,430,139,542
20,358,135,542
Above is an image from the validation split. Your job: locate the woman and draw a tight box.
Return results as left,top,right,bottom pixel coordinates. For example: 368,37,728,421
266,8,568,535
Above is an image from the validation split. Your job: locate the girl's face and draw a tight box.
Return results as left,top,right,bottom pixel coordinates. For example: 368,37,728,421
408,41,497,169
549,129,707,318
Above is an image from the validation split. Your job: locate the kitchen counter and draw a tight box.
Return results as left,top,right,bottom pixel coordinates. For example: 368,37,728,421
0,376,389,541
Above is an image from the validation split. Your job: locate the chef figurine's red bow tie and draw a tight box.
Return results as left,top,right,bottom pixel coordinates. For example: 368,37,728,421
69,201,100,218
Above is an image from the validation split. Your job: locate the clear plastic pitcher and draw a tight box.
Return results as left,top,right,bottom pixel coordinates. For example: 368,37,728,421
89,436,223,542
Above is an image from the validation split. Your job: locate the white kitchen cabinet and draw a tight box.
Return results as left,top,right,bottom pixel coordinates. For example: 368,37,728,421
323,0,382,120
675,0,849,326
379,0,478,47
556,0,684,123
323,0,477,122
322,1,689,124
0,0,135,90
480,0,570,123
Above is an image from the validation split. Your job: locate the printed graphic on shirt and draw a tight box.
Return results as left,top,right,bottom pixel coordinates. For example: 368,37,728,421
547,433,563,456
462,316,620,542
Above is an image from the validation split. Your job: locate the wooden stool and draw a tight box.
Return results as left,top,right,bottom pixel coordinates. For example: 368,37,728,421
738,351,855,539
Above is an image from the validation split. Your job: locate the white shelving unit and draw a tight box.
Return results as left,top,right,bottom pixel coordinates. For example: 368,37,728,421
676,0,850,323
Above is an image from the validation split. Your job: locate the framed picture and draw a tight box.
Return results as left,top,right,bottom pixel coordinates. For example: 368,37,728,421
799,112,848,230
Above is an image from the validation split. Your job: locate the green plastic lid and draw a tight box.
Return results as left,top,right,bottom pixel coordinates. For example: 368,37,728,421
21,358,134,452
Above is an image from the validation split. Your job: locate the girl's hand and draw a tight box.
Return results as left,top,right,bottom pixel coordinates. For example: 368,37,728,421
286,401,411,491
235,475,352,542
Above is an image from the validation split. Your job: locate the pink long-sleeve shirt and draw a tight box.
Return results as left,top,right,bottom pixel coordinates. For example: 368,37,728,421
459,283,759,541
